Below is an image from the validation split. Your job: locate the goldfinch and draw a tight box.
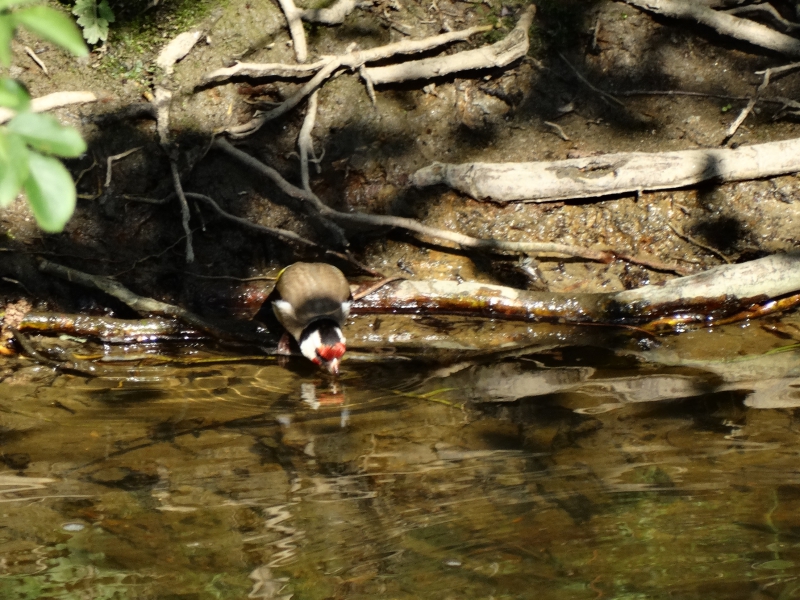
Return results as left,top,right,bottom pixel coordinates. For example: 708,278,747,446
263,262,352,375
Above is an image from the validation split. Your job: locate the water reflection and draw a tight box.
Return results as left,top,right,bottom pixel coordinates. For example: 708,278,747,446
1,316,800,598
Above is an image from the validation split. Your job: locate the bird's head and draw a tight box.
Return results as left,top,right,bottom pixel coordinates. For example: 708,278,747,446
299,320,346,375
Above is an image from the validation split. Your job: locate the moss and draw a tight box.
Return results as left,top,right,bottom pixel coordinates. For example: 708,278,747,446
90,0,223,87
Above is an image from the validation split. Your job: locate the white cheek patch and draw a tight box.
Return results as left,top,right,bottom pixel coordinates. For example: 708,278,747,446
299,329,323,363
272,299,296,323
341,301,352,320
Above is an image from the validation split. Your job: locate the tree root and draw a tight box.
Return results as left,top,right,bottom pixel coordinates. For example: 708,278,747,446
412,137,800,203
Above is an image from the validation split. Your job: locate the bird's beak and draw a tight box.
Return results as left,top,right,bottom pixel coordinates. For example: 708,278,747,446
326,358,340,376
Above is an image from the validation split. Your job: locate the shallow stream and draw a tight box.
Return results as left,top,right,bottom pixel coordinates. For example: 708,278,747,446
2,313,800,599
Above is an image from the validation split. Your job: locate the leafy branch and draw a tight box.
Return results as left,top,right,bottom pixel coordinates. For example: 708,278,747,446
0,0,88,232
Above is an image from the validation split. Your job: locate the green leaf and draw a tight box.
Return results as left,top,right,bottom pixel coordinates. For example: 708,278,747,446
0,0,36,11
13,6,88,57
97,1,115,24
0,131,28,207
0,15,13,67
0,78,29,111
7,112,86,157
72,0,114,45
22,151,76,232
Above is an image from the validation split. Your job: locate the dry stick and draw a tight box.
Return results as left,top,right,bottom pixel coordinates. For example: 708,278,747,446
37,259,261,343
722,65,778,144
363,6,532,84
558,52,624,108
184,192,320,248
24,46,48,76
623,0,800,58
667,223,732,264
213,138,612,262
277,0,308,63
543,121,570,141
0,91,97,124
105,147,142,188
227,57,342,138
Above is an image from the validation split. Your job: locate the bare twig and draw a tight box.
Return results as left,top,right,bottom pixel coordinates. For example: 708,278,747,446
184,192,321,248
668,223,732,263
543,121,570,141
558,52,624,108
213,138,613,262
169,160,195,263
24,46,48,76
105,147,142,188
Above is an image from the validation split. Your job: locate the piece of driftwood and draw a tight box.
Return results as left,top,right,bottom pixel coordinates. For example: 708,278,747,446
412,137,800,202
363,5,534,85
624,0,800,58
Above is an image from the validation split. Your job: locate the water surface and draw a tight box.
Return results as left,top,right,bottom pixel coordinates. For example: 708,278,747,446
2,315,800,599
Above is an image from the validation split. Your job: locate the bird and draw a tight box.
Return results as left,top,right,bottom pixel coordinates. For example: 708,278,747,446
260,262,352,375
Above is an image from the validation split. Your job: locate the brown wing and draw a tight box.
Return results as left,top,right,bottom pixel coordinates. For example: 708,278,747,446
273,263,351,336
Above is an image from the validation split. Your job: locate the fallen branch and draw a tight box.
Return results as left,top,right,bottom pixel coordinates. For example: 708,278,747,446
623,0,800,58
0,91,97,124
363,7,533,85
37,259,264,344
412,136,800,202
213,138,613,262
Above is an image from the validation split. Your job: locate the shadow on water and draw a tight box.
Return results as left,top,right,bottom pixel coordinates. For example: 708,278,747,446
1,311,800,598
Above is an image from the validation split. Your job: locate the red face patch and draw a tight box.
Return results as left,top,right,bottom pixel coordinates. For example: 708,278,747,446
316,342,346,362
